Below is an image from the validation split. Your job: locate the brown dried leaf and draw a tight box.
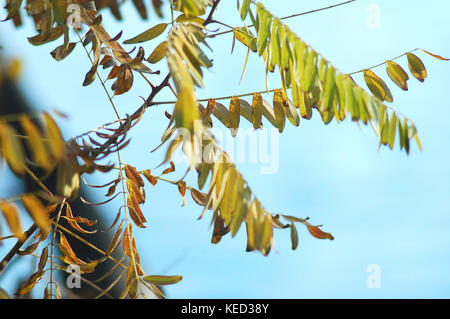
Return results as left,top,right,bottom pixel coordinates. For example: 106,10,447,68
162,161,175,175
105,221,123,256
124,164,144,187
65,203,97,234
58,231,85,265
306,225,334,240
127,194,146,228
143,169,157,186
177,181,186,206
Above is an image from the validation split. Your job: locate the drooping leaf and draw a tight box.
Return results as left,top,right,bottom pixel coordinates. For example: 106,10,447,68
22,195,50,236
43,112,65,161
406,52,427,82
251,93,263,129
0,201,24,240
363,69,393,103
420,49,449,61
20,116,52,171
386,60,409,91
0,122,26,174
290,223,298,250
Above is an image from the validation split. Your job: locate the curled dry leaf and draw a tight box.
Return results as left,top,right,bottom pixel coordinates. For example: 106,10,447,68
65,203,97,234
306,225,334,240
59,231,85,265
50,42,77,61
143,169,157,186
162,161,175,175
177,181,187,206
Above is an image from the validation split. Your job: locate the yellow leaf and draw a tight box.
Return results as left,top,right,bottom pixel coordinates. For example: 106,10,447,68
22,195,50,236
15,270,45,295
386,60,409,91
58,231,85,265
363,69,393,103
105,221,123,256
0,122,26,174
229,96,241,135
273,90,286,133
123,23,168,44
43,112,64,161
406,52,427,82
142,275,182,285
20,116,52,171
420,49,449,61
0,201,24,240
147,41,167,64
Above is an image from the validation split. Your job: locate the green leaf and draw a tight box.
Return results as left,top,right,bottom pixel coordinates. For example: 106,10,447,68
123,23,168,44
321,64,337,112
233,27,257,53
256,4,271,56
388,113,397,150
142,275,182,285
303,49,318,92
240,0,251,20
269,19,281,69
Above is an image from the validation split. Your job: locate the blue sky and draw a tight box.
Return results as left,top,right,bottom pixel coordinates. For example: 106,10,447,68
0,0,449,298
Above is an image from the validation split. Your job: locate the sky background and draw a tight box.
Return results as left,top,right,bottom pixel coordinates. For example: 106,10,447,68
0,0,450,298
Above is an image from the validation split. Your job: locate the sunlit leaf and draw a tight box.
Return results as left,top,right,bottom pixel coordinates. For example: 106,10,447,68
406,52,427,82
386,60,409,91
22,195,50,236
0,201,24,240
307,225,334,240
147,41,167,63
363,69,393,103
123,23,168,44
